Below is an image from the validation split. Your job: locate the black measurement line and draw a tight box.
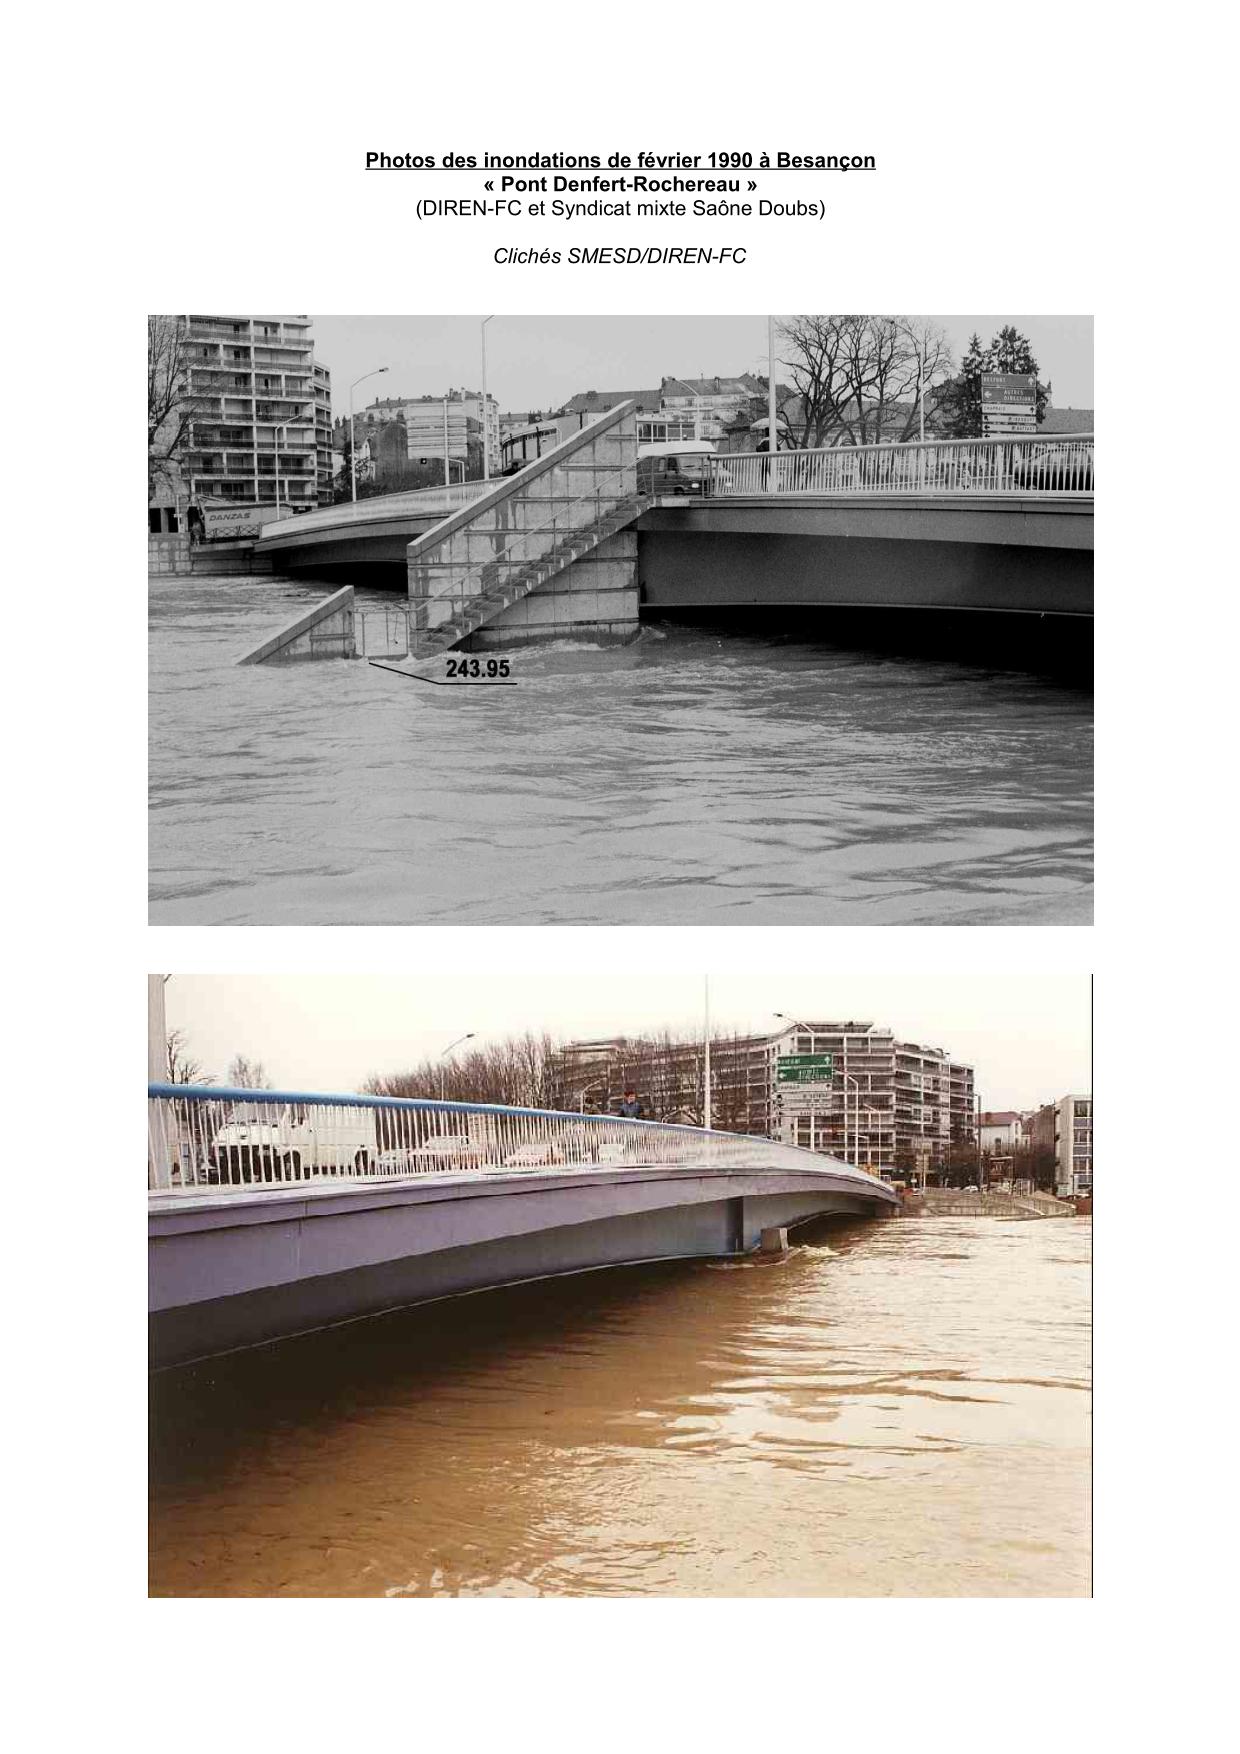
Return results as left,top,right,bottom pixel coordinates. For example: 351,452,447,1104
368,660,517,687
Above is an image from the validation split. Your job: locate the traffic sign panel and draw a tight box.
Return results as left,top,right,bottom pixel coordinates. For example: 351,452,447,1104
980,373,1037,405
777,1054,834,1082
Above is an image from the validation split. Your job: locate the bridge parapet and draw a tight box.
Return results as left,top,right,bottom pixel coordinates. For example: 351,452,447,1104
255,478,491,542
148,1083,894,1204
713,433,1093,497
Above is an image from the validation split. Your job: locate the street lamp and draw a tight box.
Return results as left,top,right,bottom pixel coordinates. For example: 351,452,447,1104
577,1077,610,1114
269,404,309,514
767,315,781,494
481,316,494,482
350,366,389,503
438,1032,475,1102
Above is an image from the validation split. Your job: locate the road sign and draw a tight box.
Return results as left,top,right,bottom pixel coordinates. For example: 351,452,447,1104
980,373,1037,407
778,1087,836,1113
777,1054,834,1083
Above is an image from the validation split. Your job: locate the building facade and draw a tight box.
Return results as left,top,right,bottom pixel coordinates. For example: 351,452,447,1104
363,390,497,474
1029,1095,1093,1196
551,1021,975,1178
660,374,769,442
159,314,328,520
313,362,333,502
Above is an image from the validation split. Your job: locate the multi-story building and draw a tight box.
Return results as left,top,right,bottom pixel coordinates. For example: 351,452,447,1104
362,389,497,474
1029,1095,1093,1196
979,1109,1026,1180
313,362,333,502
551,1021,975,1177
660,374,769,442
168,314,328,516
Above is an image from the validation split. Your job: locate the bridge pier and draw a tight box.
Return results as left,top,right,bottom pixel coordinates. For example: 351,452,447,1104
462,529,640,649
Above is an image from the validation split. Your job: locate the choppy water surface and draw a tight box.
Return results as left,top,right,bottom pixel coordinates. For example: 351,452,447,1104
149,577,1092,924
150,1216,1091,1598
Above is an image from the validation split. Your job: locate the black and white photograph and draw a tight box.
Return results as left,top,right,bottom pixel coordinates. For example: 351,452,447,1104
149,313,1093,927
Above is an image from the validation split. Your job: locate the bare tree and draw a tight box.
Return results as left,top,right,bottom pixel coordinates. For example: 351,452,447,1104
148,315,204,497
166,1028,213,1086
893,317,955,440
777,314,955,448
775,314,858,447
227,1055,271,1090
366,1030,559,1110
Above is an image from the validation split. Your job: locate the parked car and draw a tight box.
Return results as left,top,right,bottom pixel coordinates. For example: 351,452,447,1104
208,1102,377,1184
375,1134,480,1174
1011,445,1093,491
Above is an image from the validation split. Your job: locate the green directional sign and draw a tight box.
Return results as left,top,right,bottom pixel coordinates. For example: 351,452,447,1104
777,1054,834,1083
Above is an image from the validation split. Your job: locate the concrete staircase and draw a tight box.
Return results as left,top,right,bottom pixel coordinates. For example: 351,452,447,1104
411,495,645,659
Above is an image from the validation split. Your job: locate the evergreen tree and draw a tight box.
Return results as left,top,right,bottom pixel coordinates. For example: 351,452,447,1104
935,326,1051,436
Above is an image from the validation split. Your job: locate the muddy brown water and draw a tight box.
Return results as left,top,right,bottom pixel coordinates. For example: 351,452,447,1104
149,1215,1090,1597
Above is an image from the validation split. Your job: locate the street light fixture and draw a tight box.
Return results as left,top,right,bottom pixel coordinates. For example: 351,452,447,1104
438,1032,475,1102
481,316,494,482
267,403,310,513
350,366,390,503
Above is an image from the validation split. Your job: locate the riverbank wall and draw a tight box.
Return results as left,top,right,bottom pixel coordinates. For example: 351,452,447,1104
149,534,276,579
901,1190,1077,1219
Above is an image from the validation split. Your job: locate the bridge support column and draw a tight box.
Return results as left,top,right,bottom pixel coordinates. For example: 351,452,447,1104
463,530,640,650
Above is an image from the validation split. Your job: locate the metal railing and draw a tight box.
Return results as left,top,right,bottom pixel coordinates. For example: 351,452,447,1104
256,479,492,538
710,434,1093,497
409,465,639,640
148,1084,892,1196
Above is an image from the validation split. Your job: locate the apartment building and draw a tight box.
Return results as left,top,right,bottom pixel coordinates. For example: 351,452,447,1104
363,390,497,473
313,362,333,502
660,374,768,442
1029,1095,1093,1196
551,1021,975,1177
170,314,327,515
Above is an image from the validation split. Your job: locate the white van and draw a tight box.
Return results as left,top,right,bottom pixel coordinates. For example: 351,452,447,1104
637,441,730,498
208,1102,378,1183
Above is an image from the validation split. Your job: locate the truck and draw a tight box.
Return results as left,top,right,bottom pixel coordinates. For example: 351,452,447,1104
201,503,296,542
208,1101,378,1183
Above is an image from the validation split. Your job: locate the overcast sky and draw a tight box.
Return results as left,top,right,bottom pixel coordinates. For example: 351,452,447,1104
309,314,1093,419
163,972,1090,1111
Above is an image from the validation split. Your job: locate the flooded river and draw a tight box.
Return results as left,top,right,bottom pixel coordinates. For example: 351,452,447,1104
149,1215,1091,1597
149,577,1092,925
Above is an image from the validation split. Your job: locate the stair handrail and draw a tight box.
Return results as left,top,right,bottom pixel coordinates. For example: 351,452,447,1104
410,465,642,610
406,398,640,567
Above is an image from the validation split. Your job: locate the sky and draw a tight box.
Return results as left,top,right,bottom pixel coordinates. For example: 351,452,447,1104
309,314,1094,421
163,972,1090,1112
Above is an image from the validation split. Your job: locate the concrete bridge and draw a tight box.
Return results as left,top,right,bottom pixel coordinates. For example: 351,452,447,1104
250,405,1093,655
148,1085,898,1368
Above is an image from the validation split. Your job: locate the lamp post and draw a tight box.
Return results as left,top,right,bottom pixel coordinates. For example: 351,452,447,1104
767,315,780,494
481,317,494,481
577,1077,610,1114
350,366,389,503
843,1074,861,1166
704,977,712,1131
858,1106,884,1175
271,404,309,514
438,1032,475,1102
